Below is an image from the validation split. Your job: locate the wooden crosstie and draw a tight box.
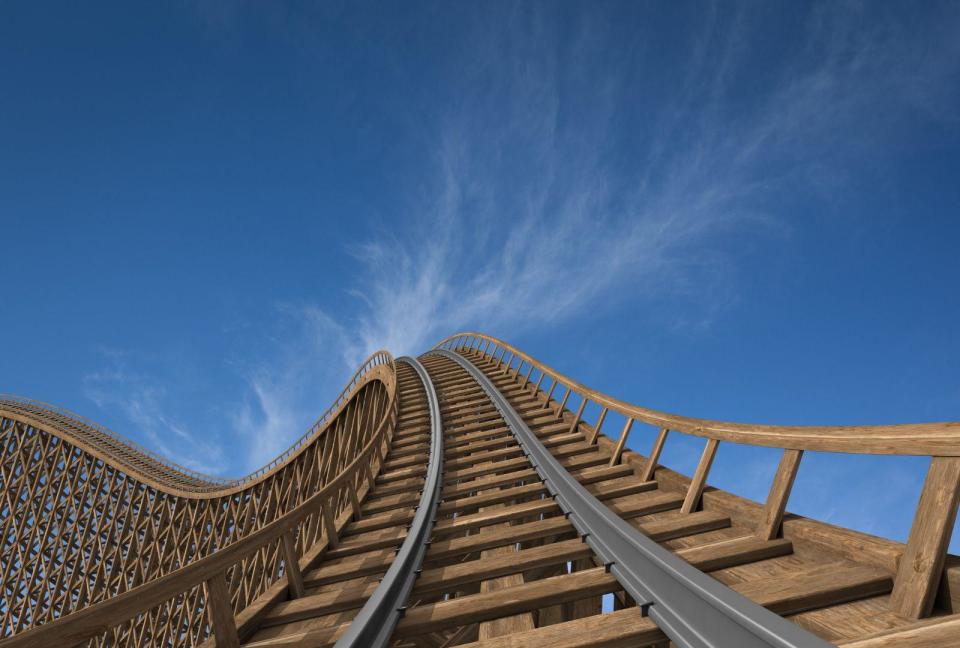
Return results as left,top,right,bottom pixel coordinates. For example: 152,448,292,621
1,333,958,647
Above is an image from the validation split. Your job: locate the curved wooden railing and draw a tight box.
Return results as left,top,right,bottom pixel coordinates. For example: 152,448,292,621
0,379,398,647
0,352,397,646
435,332,960,620
3,331,958,647
0,351,394,495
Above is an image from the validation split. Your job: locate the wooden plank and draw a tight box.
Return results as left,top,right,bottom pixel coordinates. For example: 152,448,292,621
889,456,960,618
476,461,536,639
303,548,395,587
433,499,559,536
324,527,405,560
394,568,618,638
836,616,960,648
733,564,892,616
676,536,793,572
453,607,664,648
341,507,413,536
757,449,803,540
425,517,574,563
606,491,685,520
413,538,592,597
441,463,633,500
440,476,656,515
260,580,379,627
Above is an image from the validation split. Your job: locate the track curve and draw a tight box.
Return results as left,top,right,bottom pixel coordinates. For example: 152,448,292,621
2,333,959,648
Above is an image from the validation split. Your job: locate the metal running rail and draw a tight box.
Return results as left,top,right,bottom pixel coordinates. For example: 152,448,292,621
431,349,834,648
333,356,444,648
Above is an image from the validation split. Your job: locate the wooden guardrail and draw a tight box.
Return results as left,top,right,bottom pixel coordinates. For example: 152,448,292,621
436,332,960,620
0,353,397,647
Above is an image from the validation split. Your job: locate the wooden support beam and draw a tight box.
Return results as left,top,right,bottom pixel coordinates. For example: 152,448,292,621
608,418,634,467
756,449,803,540
204,571,240,648
280,532,305,599
681,438,719,514
890,456,960,618
567,398,587,435
321,497,339,549
587,408,608,445
639,428,668,482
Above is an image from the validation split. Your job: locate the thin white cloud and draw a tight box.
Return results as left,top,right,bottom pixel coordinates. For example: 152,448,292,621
80,4,960,492
83,352,228,476
319,4,959,366
227,304,355,471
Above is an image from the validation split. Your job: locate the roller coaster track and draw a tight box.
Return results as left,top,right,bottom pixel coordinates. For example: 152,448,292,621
2,333,959,647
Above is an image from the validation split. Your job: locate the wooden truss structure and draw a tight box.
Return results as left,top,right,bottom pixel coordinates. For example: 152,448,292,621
1,333,958,647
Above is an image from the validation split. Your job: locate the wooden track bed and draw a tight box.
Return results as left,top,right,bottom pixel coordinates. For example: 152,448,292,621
233,351,959,647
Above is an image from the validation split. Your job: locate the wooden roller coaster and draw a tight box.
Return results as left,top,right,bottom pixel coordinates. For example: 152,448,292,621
1,333,958,647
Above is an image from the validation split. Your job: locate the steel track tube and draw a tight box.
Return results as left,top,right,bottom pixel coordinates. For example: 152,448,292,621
332,357,444,648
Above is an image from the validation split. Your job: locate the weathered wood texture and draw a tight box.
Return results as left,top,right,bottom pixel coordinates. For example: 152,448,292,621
889,457,960,618
4,332,960,648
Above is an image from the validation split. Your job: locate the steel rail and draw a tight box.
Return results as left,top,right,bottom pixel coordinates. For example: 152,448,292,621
431,349,834,648
333,356,444,648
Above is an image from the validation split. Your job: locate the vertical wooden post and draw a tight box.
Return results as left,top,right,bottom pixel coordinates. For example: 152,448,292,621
588,408,608,445
555,388,571,419
322,495,339,549
681,439,720,514
281,531,306,599
205,571,240,648
639,428,669,482
756,449,803,540
567,399,588,435
533,372,545,394
522,365,534,389
890,457,960,618
541,380,557,409
348,475,363,521
609,418,635,467
365,460,376,489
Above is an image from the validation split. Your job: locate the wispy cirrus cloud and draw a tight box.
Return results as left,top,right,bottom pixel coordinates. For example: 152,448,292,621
227,305,354,471
83,349,229,476
317,3,960,366
80,3,960,493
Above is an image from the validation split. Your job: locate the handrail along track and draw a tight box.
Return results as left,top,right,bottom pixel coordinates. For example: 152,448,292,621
435,333,960,622
432,348,832,648
0,352,398,646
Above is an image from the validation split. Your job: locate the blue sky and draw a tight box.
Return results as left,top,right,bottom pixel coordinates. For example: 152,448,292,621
2,2,959,550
